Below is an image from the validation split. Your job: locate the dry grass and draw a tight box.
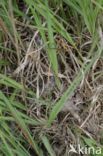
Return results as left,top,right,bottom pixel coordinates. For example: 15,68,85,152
0,0,103,156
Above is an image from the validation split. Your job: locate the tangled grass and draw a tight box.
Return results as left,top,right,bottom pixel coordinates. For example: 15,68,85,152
0,0,103,155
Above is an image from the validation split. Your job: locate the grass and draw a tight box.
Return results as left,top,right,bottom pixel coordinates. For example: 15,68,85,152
0,0,103,155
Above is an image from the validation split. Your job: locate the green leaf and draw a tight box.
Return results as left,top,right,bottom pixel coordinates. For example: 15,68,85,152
0,91,42,156
48,46,102,125
41,135,56,156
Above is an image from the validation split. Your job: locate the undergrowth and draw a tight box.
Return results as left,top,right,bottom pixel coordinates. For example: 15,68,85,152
0,0,103,156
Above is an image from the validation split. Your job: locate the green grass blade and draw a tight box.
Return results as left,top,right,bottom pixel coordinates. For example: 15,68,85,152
0,91,42,156
45,0,61,88
48,47,102,125
0,132,14,156
41,135,56,156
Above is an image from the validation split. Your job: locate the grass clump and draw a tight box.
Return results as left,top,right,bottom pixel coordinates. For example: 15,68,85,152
0,0,103,155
